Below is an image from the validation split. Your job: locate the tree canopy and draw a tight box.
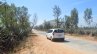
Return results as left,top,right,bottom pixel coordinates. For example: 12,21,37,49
84,8,92,25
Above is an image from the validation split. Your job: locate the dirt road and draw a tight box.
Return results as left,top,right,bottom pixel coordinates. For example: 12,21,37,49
13,30,97,54
32,30,97,54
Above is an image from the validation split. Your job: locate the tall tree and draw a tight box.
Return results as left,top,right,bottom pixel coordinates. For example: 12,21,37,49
84,8,92,26
65,15,71,29
32,13,38,28
64,8,78,33
53,5,61,28
70,8,79,28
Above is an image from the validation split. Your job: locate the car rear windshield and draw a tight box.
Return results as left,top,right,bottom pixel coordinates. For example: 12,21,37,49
54,29,64,33
47,30,53,33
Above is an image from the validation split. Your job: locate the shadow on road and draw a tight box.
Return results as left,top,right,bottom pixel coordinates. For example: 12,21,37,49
53,40,70,43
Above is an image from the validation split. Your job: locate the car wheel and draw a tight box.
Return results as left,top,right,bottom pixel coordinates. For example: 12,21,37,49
46,35,49,39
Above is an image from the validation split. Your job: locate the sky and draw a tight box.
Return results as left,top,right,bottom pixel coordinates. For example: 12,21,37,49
2,0,97,27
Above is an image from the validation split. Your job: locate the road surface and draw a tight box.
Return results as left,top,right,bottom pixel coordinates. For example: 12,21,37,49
13,30,97,54
33,30,97,54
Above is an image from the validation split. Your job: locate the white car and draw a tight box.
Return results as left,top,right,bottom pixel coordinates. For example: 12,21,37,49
46,29,65,41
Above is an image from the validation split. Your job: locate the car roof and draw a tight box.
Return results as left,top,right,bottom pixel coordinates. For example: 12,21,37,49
49,28,63,30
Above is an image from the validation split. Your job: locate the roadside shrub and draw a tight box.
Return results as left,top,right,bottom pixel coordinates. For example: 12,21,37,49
91,31,97,36
0,2,31,53
85,31,91,35
78,30,85,35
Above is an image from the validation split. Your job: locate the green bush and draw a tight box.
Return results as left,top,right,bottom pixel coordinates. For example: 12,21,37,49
78,30,85,35
0,2,31,53
91,31,97,36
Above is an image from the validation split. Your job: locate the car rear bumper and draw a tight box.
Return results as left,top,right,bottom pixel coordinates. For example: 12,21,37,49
52,36,65,39
52,38,64,41
53,36,64,39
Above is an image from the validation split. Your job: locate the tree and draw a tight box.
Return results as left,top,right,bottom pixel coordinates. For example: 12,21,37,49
84,8,93,36
32,13,38,28
64,8,78,33
65,16,71,29
43,20,52,30
70,8,79,28
0,1,31,52
84,8,92,26
53,5,61,28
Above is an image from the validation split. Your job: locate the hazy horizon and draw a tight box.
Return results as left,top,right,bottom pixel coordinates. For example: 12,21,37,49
6,0,97,27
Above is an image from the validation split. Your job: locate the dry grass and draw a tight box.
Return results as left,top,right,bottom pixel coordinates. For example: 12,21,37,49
9,33,37,54
66,34,97,42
